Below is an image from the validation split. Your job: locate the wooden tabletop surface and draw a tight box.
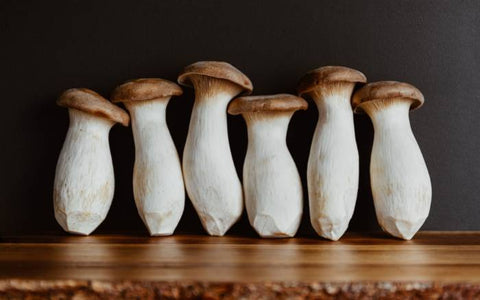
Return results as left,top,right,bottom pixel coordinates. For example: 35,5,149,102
1,231,480,298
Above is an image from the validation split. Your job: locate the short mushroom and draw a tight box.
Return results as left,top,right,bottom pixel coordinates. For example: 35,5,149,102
352,81,432,240
178,61,253,236
54,88,129,235
228,94,307,238
298,66,366,241
111,78,185,236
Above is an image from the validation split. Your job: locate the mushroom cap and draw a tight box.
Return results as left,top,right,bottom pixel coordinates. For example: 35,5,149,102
111,78,183,103
57,88,129,126
297,66,367,96
228,94,308,115
178,61,253,94
352,81,425,113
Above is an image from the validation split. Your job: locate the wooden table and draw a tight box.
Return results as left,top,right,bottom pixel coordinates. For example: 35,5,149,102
1,232,479,298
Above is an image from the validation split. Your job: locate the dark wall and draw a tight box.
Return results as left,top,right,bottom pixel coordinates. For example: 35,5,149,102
1,0,479,235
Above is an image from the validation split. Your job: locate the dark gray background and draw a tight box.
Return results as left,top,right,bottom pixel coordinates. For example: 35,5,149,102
1,0,479,235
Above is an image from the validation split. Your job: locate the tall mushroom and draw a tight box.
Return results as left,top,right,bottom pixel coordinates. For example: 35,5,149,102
297,66,366,241
54,88,129,235
352,81,432,240
178,61,253,236
228,94,307,238
111,79,185,236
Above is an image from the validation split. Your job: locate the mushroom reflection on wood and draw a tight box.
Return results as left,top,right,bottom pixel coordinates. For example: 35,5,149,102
54,88,129,235
352,81,432,240
228,94,307,238
111,78,185,236
178,61,253,236
298,66,366,241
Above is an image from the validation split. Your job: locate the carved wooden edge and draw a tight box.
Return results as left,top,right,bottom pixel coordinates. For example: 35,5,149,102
1,280,480,299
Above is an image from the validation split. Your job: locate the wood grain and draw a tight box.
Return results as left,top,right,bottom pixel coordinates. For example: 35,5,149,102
1,232,480,298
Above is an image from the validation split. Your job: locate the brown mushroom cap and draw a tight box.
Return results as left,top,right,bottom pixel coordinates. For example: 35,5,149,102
58,88,129,126
228,94,308,115
297,66,367,97
352,81,424,113
111,78,183,103
178,61,253,94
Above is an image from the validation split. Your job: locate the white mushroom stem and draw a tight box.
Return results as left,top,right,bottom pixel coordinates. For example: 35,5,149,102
54,109,115,235
183,78,244,236
363,100,431,240
125,99,185,236
308,84,359,241
243,112,303,238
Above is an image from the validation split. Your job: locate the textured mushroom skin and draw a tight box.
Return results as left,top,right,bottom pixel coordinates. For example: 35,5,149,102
125,100,185,236
182,77,244,236
53,109,115,235
243,112,303,238
363,100,431,240
307,83,359,241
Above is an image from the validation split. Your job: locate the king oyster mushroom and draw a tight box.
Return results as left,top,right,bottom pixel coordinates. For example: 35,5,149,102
54,88,129,235
178,61,253,236
297,66,366,240
352,81,432,240
111,78,185,236
229,94,308,238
